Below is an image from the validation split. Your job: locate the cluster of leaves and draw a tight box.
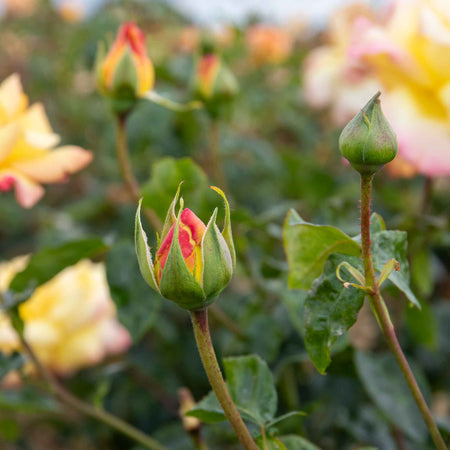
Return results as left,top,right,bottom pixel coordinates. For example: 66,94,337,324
0,1,448,449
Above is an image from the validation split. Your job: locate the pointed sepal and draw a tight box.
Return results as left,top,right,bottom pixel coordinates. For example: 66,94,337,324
210,186,236,270
161,182,183,242
135,199,160,293
201,208,233,302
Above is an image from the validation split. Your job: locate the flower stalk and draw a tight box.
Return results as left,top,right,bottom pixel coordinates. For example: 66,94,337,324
190,308,258,450
360,174,446,450
11,315,166,450
209,120,229,194
115,114,162,231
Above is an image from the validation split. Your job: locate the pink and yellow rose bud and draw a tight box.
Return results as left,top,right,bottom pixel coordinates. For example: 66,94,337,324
96,22,154,110
135,185,235,311
192,49,238,118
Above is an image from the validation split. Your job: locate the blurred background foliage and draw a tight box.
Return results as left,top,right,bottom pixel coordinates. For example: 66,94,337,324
0,0,448,449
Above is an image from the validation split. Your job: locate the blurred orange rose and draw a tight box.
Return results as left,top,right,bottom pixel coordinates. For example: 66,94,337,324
0,74,93,208
245,24,293,66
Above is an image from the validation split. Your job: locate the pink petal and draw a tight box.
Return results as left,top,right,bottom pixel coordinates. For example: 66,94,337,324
11,172,45,208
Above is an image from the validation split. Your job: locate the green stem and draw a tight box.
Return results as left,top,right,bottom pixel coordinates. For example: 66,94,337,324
16,329,166,450
209,120,229,194
115,115,162,231
190,309,258,450
360,174,446,450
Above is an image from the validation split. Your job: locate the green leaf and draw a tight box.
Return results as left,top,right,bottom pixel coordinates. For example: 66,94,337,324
256,435,286,449
406,300,438,350
106,241,162,342
0,353,24,381
185,390,225,424
281,289,307,336
0,418,19,442
0,388,56,413
304,255,365,374
187,354,277,426
355,351,428,442
283,210,361,289
279,435,320,450
265,412,306,430
224,354,277,425
371,231,420,308
9,238,108,294
141,157,209,221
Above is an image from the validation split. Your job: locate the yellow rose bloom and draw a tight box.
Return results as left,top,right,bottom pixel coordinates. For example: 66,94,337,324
0,74,93,208
0,258,131,376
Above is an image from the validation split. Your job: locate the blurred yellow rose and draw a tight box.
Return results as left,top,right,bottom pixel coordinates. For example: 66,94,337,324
0,258,131,376
0,74,93,208
303,0,450,177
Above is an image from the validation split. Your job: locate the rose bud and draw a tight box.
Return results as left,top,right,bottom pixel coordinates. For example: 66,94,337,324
191,44,238,118
135,185,235,311
339,92,398,175
96,22,154,112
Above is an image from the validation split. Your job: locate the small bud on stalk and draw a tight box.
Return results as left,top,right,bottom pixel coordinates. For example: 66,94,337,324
339,92,398,175
96,22,154,113
135,185,235,310
192,44,238,118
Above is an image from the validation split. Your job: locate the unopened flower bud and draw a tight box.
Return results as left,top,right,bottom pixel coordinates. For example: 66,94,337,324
135,185,235,311
96,22,154,113
192,47,238,118
339,92,398,175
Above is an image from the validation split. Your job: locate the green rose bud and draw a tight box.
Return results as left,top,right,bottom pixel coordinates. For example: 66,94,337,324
135,185,235,311
339,92,398,175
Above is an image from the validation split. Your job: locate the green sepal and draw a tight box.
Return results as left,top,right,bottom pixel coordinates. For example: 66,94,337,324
336,261,366,286
111,47,139,98
134,199,160,293
201,208,233,301
377,258,400,288
210,186,236,269
159,201,206,310
144,91,202,112
160,182,182,242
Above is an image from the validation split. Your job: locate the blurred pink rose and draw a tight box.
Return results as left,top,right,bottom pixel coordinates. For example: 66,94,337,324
303,0,450,177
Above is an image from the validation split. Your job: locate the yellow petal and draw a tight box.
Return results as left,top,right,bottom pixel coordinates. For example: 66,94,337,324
24,130,61,149
0,122,20,163
0,74,28,123
12,146,93,183
20,103,54,135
